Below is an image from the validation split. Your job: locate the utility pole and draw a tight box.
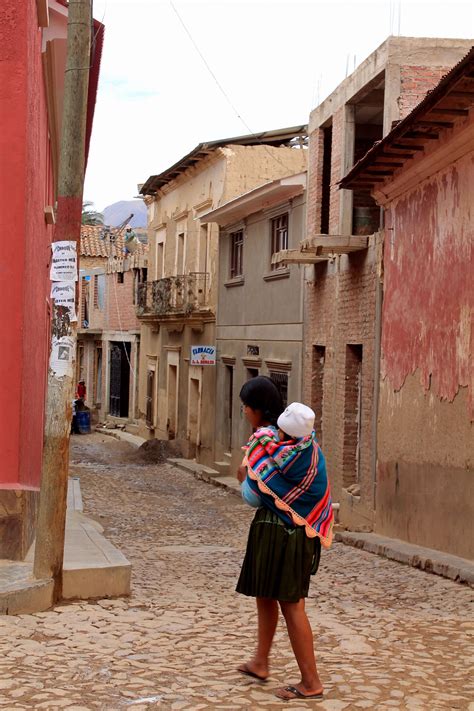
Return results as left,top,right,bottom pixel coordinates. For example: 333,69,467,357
34,0,92,601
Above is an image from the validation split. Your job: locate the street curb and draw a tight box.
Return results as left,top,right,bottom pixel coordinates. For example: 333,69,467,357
94,427,146,448
335,531,474,587
167,458,241,498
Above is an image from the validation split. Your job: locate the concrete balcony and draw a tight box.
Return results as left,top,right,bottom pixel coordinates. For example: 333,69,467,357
137,272,211,320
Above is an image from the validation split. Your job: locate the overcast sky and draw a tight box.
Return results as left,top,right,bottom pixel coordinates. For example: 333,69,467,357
84,0,474,210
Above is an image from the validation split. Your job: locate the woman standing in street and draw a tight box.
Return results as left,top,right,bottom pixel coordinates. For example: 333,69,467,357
236,376,333,701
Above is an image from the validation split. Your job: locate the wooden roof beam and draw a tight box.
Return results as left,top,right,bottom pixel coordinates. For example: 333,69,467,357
373,160,404,166
428,107,469,116
392,143,425,150
403,131,439,140
448,90,474,97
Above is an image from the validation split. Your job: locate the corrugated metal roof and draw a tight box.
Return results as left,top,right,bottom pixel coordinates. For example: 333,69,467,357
140,125,308,196
340,46,474,190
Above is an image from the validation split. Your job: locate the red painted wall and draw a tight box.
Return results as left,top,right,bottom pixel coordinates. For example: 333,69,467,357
0,1,53,488
382,151,473,413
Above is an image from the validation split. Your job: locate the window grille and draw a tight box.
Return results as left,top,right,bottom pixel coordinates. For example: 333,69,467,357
269,371,288,408
230,230,244,278
270,213,289,269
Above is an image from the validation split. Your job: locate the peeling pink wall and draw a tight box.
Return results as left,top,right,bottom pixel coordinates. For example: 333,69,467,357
382,149,473,417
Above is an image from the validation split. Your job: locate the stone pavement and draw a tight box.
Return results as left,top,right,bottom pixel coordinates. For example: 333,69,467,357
0,434,472,710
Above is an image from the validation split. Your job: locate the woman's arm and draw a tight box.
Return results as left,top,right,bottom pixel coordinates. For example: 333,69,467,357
240,477,262,508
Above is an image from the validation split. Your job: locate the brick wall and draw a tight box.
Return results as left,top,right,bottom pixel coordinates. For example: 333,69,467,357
399,65,450,119
78,256,106,330
329,107,344,234
306,128,324,238
303,246,378,506
106,269,141,332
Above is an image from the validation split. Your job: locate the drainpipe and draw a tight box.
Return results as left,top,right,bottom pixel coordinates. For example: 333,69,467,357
370,227,384,516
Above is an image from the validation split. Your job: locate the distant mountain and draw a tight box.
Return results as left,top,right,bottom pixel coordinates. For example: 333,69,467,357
103,200,147,228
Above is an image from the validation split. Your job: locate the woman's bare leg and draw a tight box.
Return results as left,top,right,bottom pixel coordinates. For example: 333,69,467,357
238,597,279,679
276,599,323,699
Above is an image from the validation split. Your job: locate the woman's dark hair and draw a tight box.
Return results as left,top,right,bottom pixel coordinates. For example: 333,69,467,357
239,376,284,426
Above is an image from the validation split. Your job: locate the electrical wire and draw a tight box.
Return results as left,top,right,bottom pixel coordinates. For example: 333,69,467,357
168,0,306,175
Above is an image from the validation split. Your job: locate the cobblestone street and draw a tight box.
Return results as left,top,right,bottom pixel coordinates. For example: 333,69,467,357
0,433,472,710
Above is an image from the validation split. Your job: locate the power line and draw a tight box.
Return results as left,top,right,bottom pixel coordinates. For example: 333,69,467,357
168,0,305,175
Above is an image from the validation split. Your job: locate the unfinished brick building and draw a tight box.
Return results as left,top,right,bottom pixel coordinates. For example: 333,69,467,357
341,48,474,559
78,226,147,423
277,37,473,531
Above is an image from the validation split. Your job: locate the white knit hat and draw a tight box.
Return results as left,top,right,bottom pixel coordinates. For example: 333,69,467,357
277,402,315,438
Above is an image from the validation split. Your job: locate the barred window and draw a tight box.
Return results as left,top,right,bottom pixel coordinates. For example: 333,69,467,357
269,371,288,408
230,230,244,279
270,213,289,270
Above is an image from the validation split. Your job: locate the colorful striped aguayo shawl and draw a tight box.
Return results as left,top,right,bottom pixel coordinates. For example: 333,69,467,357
243,427,334,548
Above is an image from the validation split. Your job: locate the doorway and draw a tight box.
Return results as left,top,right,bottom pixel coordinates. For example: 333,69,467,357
146,368,155,428
343,344,363,487
167,364,178,439
311,345,326,445
225,365,234,452
187,375,201,447
109,342,131,418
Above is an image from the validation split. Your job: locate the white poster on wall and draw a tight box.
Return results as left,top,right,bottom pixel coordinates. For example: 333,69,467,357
50,336,75,377
50,282,77,322
190,345,216,366
50,241,78,281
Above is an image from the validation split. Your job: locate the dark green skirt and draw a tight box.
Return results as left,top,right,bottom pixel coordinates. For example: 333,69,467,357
236,507,321,603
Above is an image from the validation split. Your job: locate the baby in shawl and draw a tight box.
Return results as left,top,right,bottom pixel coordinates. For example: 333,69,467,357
240,401,333,547
241,402,315,508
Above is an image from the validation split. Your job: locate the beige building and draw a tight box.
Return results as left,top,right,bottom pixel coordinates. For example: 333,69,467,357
137,128,307,466
200,173,307,473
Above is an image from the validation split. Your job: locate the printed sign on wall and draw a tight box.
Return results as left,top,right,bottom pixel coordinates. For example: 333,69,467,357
51,282,77,322
50,336,75,377
190,345,216,366
50,241,78,281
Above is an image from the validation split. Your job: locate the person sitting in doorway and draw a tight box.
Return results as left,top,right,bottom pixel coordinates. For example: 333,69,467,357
77,379,86,401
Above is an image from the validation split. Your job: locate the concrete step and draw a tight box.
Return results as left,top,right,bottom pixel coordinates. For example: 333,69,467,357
26,478,131,604
213,460,231,476
96,427,146,449
0,561,53,615
335,531,474,586
125,423,140,435
168,458,220,478
61,511,131,600
167,458,241,498
223,452,232,460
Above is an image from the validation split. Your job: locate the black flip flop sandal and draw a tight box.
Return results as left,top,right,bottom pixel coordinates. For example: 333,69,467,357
237,664,269,683
276,685,324,701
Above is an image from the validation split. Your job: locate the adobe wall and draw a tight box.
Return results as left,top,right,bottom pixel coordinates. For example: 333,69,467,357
376,138,473,558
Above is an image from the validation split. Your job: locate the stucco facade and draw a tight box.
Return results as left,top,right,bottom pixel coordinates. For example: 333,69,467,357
201,174,307,473
375,116,473,559
138,136,307,466
0,1,103,560
302,36,473,532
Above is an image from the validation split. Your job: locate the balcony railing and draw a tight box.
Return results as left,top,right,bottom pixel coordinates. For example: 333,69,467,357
137,273,209,317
